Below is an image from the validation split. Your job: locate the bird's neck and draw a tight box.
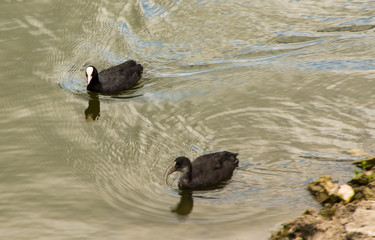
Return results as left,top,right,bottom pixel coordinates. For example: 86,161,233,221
89,75,100,85
181,163,193,184
87,76,102,92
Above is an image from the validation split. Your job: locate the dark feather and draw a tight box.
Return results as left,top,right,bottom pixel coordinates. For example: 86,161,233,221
87,60,143,94
168,151,239,190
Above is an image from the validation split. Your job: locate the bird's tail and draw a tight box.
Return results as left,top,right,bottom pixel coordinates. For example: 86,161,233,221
136,64,143,74
233,153,239,166
224,151,239,166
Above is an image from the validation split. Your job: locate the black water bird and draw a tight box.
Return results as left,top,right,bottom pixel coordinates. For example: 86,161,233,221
85,60,143,94
168,151,239,190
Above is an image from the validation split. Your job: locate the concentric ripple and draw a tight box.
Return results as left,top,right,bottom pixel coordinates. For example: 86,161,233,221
2,0,375,239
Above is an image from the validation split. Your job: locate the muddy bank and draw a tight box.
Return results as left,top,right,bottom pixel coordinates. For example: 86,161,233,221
270,157,375,240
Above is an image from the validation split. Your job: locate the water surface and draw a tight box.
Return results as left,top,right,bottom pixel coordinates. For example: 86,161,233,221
1,0,375,239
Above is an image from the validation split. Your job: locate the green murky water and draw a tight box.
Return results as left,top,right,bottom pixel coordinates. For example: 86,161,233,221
1,0,375,239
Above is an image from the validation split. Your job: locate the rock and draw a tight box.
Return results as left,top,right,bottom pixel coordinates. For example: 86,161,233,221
269,206,348,240
337,184,355,203
270,171,375,240
270,162,375,240
350,166,375,187
308,176,356,204
352,156,375,170
345,201,375,237
350,181,375,201
307,176,339,204
270,201,375,240
269,208,328,240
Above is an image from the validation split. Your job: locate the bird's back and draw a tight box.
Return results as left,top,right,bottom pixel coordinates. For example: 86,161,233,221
187,151,238,188
98,60,143,93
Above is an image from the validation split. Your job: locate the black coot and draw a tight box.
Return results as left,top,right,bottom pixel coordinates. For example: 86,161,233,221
85,60,143,94
168,151,239,190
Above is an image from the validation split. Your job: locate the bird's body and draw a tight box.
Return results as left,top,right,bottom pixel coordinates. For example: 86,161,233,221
86,60,143,94
168,151,239,190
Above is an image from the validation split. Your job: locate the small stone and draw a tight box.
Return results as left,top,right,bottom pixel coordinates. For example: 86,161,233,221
336,184,355,203
308,176,340,204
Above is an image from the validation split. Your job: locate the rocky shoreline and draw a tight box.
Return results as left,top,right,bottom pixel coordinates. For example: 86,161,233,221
269,157,375,240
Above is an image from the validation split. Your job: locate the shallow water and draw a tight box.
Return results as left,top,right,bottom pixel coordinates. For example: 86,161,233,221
1,0,375,239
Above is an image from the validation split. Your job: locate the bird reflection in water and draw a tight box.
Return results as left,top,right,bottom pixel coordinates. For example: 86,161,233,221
171,190,193,217
85,92,100,122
